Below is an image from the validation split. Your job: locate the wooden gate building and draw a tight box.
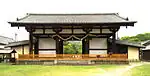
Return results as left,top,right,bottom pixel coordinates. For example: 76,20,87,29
8,13,137,64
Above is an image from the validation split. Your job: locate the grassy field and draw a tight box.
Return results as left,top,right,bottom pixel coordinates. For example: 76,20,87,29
0,63,126,76
123,63,150,76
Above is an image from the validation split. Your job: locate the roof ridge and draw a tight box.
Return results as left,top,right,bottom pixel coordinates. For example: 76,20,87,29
114,13,129,21
27,13,117,15
9,40,29,43
17,13,30,21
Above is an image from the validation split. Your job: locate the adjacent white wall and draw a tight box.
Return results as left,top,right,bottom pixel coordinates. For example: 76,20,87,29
145,44,150,49
128,47,139,60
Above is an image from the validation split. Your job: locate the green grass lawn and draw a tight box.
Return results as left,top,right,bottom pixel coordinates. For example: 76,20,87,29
0,63,126,76
123,64,150,76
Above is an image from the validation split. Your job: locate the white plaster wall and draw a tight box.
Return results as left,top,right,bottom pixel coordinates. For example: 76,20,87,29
102,29,112,33
39,50,56,57
90,29,100,33
33,29,43,34
74,29,85,33
39,38,56,49
89,50,107,54
45,29,55,34
39,38,56,57
128,47,139,60
24,45,29,54
60,29,72,33
89,38,107,49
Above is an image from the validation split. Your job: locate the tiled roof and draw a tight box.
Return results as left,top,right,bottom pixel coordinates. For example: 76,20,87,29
141,40,150,46
5,40,35,47
8,13,136,26
109,39,145,48
0,36,14,45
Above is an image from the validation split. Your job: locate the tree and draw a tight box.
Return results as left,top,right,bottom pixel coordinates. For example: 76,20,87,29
120,33,150,42
63,41,82,54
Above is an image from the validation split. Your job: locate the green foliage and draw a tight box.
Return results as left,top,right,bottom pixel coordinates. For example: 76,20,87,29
63,41,82,54
121,33,150,42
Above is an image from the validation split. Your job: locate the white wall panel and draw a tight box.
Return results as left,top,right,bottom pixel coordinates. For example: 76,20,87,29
102,29,112,33
60,29,72,33
39,50,56,57
45,29,55,33
33,29,43,34
90,29,100,33
74,29,85,33
89,38,107,49
39,38,56,49
89,50,107,54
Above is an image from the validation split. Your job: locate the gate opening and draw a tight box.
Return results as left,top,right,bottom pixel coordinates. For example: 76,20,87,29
63,41,82,54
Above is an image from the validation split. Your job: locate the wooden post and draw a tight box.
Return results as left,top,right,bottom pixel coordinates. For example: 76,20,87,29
112,30,116,53
82,39,85,54
34,37,39,54
29,30,33,54
55,37,60,54
84,38,89,58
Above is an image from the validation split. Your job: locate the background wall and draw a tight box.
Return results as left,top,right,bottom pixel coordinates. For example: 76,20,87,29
128,46,139,60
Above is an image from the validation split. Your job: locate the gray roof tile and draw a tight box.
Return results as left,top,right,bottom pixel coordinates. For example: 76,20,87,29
0,36,14,45
9,13,136,25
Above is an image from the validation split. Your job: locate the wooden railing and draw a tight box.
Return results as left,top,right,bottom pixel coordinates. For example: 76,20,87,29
17,54,128,60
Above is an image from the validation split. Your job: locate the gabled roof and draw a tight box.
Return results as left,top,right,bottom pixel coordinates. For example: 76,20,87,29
141,40,150,46
5,40,35,47
0,36,14,45
109,39,145,48
8,13,136,26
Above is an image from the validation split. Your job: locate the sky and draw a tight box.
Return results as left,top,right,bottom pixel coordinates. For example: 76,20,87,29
0,0,149,41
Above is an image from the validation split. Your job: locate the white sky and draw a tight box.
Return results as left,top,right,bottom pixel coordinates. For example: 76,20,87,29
0,0,149,41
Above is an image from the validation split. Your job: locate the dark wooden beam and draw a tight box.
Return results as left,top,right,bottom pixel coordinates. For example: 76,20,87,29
82,39,85,54
89,49,108,50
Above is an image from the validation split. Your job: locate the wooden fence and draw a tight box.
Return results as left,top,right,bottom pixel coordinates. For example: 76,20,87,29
17,54,128,60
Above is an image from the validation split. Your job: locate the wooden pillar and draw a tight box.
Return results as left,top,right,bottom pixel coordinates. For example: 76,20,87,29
85,38,89,54
59,40,63,54
34,37,39,54
82,39,85,54
55,37,60,54
112,30,116,53
29,30,33,54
